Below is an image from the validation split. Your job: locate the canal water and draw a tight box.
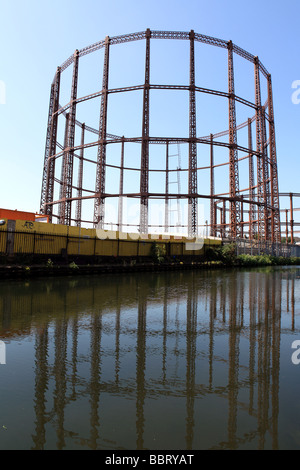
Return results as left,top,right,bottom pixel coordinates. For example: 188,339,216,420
0,266,300,450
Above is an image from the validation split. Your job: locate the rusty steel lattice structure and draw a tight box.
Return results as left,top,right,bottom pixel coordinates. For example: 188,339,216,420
280,193,300,244
40,29,281,241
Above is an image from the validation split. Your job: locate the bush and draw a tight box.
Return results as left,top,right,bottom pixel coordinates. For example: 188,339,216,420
217,244,236,266
237,253,273,266
205,244,300,268
289,257,300,265
150,242,166,264
69,261,79,270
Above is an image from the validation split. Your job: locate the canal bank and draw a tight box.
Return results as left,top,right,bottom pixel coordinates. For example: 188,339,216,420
0,252,299,280
0,218,299,279
0,260,223,279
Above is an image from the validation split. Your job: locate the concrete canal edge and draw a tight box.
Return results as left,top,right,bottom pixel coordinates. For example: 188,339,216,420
0,260,225,280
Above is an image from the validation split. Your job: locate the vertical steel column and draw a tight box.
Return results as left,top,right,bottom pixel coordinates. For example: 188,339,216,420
66,49,79,226
165,140,169,233
290,193,294,244
261,107,271,240
140,29,151,235
223,200,226,237
94,36,110,228
43,67,61,222
188,30,198,237
118,137,125,232
240,195,244,238
176,143,182,233
40,83,55,213
220,207,224,238
285,209,289,244
213,202,217,237
228,41,240,239
267,74,281,243
75,123,85,227
254,56,266,240
210,134,215,237
59,50,79,225
248,118,256,240
59,113,70,222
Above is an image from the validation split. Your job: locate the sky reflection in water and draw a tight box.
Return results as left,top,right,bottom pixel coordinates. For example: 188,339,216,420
0,266,300,450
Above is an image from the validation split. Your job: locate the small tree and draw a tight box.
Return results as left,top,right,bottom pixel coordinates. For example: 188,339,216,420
219,244,236,266
150,242,166,264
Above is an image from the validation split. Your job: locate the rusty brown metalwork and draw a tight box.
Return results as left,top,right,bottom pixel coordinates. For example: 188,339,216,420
94,37,110,229
140,29,151,235
210,134,215,237
278,193,300,244
267,74,281,243
59,49,79,226
118,137,125,233
42,66,60,224
228,40,240,239
75,123,85,227
247,118,255,240
40,29,283,242
188,30,198,237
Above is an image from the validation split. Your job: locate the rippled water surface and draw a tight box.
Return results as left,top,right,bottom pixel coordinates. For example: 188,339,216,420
1,266,300,450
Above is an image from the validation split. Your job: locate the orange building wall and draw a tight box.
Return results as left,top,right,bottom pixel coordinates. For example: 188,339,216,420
0,209,35,222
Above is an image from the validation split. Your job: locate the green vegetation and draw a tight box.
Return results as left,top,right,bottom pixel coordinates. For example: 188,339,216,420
150,242,166,264
236,253,300,267
69,261,79,270
46,258,54,268
149,241,300,268
209,243,300,267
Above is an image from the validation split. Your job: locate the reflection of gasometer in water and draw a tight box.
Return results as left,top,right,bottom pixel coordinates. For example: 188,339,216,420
0,341,6,364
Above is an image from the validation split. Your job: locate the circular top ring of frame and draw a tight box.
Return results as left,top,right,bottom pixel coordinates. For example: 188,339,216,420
52,29,271,149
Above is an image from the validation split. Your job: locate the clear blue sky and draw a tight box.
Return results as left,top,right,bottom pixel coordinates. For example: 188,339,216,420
0,0,299,223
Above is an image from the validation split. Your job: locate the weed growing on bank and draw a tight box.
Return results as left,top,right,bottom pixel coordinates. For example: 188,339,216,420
212,244,300,267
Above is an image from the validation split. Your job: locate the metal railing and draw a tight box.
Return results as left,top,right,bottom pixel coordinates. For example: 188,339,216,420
231,238,300,258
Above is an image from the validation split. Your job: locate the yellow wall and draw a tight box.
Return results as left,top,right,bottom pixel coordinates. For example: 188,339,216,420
0,219,222,256
0,219,7,253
